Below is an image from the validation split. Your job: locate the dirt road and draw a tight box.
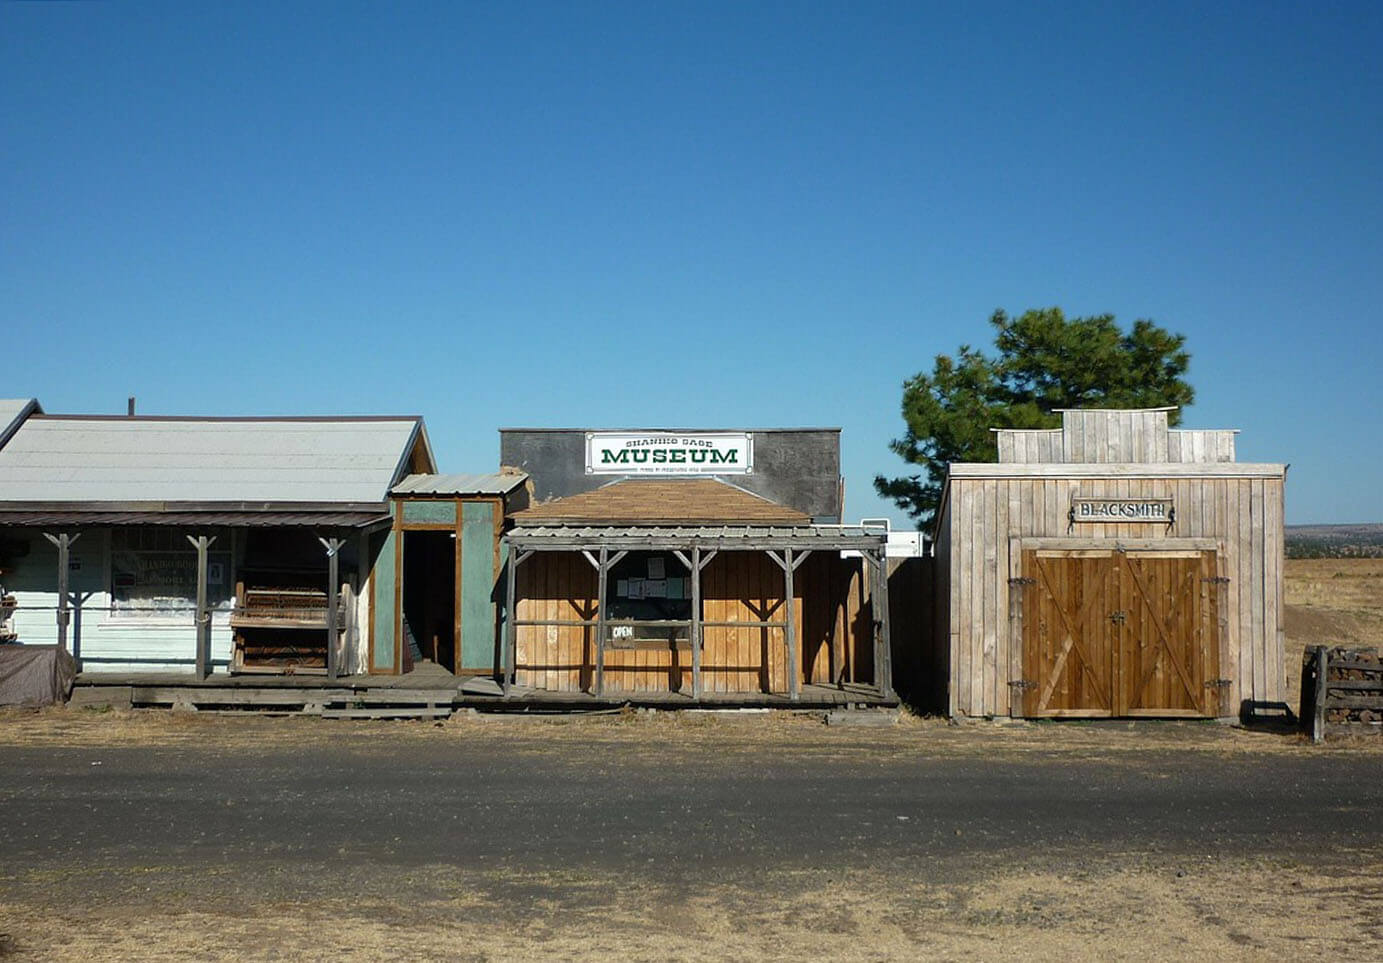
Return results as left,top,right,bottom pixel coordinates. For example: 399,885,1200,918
1,710,1380,961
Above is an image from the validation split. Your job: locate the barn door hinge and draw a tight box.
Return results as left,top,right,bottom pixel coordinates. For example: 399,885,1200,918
1109,610,1127,625
1201,576,1231,585
1008,576,1037,587
1008,679,1037,690
1205,679,1232,689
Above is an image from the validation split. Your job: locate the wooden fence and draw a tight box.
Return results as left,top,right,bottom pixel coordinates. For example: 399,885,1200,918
1301,645,1383,743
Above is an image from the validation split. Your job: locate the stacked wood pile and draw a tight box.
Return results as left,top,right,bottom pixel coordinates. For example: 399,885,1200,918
230,586,344,675
1301,645,1383,742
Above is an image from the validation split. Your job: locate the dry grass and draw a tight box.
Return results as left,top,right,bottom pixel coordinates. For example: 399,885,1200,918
1284,558,1383,710
2,857,1379,961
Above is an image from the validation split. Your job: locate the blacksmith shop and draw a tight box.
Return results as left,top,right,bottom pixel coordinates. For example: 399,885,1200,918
931,408,1287,720
497,429,900,705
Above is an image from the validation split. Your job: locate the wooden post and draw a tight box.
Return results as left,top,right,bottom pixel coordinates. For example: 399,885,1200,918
691,547,703,699
1311,644,1328,744
319,536,345,680
44,533,79,656
594,547,609,697
504,550,519,696
873,549,895,701
186,535,216,680
784,548,799,701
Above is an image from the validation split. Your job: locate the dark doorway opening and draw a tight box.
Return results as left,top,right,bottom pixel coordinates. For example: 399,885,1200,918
403,531,456,672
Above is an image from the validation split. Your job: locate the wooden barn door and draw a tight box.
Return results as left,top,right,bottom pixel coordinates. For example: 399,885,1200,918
1116,552,1220,717
1019,549,1220,718
1021,551,1119,717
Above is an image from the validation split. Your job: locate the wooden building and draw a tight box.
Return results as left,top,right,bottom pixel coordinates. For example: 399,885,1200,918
369,473,528,675
0,398,434,678
498,430,896,704
932,408,1287,719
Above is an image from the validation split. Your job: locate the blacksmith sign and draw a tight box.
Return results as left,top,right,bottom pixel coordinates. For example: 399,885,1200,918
585,431,754,475
1070,497,1174,523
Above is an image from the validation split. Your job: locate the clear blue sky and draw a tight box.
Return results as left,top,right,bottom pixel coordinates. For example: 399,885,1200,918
3,1,1379,526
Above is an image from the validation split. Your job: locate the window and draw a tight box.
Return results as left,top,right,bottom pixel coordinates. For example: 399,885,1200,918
110,528,233,615
605,551,691,647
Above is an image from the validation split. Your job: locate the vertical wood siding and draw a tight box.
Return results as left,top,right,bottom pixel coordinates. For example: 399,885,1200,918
943,473,1285,717
514,551,879,694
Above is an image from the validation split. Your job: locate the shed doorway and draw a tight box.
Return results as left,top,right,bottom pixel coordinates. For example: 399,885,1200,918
1018,549,1221,718
402,531,457,671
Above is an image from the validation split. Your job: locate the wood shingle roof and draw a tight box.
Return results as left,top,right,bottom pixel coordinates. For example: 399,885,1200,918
510,478,810,526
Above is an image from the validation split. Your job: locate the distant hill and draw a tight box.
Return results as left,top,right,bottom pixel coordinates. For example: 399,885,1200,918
1286,524,1383,559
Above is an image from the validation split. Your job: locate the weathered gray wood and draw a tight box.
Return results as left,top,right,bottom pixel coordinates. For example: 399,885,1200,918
43,532,80,657
503,548,521,696
784,548,798,701
1324,695,1383,708
1312,645,1327,744
874,550,894,700
690,546,702,698
186,534,216,680
318,536,346,680
1325,658,1383,672
594,546,609,696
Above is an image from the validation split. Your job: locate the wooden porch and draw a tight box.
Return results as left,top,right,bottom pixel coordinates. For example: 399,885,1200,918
68,662,895,716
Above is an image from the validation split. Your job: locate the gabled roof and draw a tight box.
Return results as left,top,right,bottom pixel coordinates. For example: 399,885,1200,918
511,478,811,526
0,413,434,505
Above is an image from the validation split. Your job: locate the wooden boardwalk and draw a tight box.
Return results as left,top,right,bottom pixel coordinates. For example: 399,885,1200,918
70,664,894,717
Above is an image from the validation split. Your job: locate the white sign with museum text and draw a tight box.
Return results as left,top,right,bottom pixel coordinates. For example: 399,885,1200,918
585,431,754,475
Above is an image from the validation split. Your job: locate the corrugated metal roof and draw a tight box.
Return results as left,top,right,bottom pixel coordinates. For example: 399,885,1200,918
0,415,428,504
508,525,886,550
0,399,41,451
0,509,389,528
392,472,528,496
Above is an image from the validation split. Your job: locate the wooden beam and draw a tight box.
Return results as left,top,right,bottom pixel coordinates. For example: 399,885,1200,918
503,547,522,696
863,549,895,701
186,535,216,680
784,547,798,701
594,547,609,696
691,546,702,699
43,532,80,658
319,536,346,680
873,549,895,700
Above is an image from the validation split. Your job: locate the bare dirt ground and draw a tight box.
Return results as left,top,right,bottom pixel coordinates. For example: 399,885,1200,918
0,708,1380,962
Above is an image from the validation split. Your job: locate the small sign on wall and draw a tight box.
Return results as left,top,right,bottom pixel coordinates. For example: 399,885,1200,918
1071,497,1174,523
585,431,754,475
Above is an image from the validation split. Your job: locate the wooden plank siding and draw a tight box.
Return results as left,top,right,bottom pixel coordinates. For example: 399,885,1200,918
513,551,882,695
942,472,1286,717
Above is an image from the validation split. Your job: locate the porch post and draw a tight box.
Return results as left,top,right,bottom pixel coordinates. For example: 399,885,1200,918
868,548,896,700
186,535,216,680
44,532,80,656
319,536,346,680
784,548,799,701
594,547,609,697
504,547,519,696
691,547,703,699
